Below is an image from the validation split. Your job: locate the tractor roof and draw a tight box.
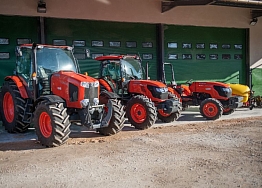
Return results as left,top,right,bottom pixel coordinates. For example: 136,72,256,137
95,55,139,61
19,43,72,50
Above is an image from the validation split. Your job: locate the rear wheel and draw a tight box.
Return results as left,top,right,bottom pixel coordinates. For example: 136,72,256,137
34,100,71,147
97,96,125,136
222,108,235,115
157,110,180,123
0,80,30,133
200,98,223,120
126,95,157,130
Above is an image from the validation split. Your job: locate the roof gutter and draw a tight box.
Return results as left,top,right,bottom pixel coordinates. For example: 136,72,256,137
162,0,262,13
212,0,262,9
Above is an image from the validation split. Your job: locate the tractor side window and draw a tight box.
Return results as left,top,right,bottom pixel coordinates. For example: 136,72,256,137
16,48,32,82
102,61,120,80
120,59,144,80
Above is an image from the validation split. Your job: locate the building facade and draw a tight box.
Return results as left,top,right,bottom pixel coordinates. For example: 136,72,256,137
0,0,261,93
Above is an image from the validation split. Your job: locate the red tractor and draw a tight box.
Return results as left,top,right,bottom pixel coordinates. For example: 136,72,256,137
162,62,243,120
0,43,125,147
95,55,182,130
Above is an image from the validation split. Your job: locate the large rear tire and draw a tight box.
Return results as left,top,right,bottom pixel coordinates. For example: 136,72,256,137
222,108,235,115
126,95,157,130
97,97,125,136
200,98,223,120
34,100,71,147
0,80,30,133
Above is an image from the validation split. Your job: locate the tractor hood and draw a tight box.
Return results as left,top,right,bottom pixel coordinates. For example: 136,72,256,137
190,81,230,88
51,71,100,108
128,79,169,100
129,80,167,88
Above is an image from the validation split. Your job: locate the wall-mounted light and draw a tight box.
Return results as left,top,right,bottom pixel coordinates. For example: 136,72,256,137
250,18,258,26
37,0,46,13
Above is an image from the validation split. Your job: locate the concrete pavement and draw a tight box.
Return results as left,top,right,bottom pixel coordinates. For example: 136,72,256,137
0,107,261,144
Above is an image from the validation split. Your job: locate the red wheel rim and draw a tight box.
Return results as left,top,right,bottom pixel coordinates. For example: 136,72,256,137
130,103,146,123
158,109,170,117
203,103,218,118
39,112,52,138
3,92,15,123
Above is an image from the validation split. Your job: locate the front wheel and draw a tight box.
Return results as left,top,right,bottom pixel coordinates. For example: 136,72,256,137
34,100,71,147
126,95,157,130
200,98,223,120
97,97,125,136
157,110,180,123
222,108,235,115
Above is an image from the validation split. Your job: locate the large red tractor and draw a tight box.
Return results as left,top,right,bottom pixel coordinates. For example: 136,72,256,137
95,55,182,130
162,63,243,120
0,43,125,147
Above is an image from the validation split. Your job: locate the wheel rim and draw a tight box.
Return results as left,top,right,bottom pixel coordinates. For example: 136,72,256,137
39,112,52,138
3,92,15,123
158,109,170,117
130,103,146,123
203,102,218,118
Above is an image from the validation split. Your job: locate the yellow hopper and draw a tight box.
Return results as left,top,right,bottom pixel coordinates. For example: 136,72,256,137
228,83,250,103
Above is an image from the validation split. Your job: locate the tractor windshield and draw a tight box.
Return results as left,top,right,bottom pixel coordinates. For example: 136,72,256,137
120,58,144,80
36,47,78,75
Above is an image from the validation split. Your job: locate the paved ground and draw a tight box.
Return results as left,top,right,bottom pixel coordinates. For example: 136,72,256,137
0,106,261,144
0,107,261,188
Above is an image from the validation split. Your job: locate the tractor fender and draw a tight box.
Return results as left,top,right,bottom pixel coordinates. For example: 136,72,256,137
4,76,28,99
34,95,65,107
100,90,120,99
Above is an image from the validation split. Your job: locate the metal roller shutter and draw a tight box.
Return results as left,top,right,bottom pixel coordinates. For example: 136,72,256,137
45,18,157,79
0,15,38,85
164,25,246,84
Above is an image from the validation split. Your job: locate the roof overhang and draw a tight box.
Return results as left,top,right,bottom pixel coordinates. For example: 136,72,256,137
162,0,262,13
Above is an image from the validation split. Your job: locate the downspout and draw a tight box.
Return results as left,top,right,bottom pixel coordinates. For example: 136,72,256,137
39,17,45,44
157,24,164,81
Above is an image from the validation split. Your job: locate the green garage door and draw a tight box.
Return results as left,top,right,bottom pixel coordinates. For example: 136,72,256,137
0,15,38,85
252,68,262,95
164,25,246,84
45,18,157,80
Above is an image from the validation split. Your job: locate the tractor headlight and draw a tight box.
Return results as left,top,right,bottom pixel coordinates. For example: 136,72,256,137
155,87,168,93
93,98,99,106
80,81,99,88
222,87,232,97
222,87,231,94
80,99,89,108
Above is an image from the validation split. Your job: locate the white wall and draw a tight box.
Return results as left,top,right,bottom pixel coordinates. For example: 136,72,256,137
0,0,261,66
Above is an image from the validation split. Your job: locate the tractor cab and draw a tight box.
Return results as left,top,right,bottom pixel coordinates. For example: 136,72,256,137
15,44,79,96
97,55,144,95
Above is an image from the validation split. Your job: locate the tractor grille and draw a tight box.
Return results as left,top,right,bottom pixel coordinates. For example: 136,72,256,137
84,86,99,106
